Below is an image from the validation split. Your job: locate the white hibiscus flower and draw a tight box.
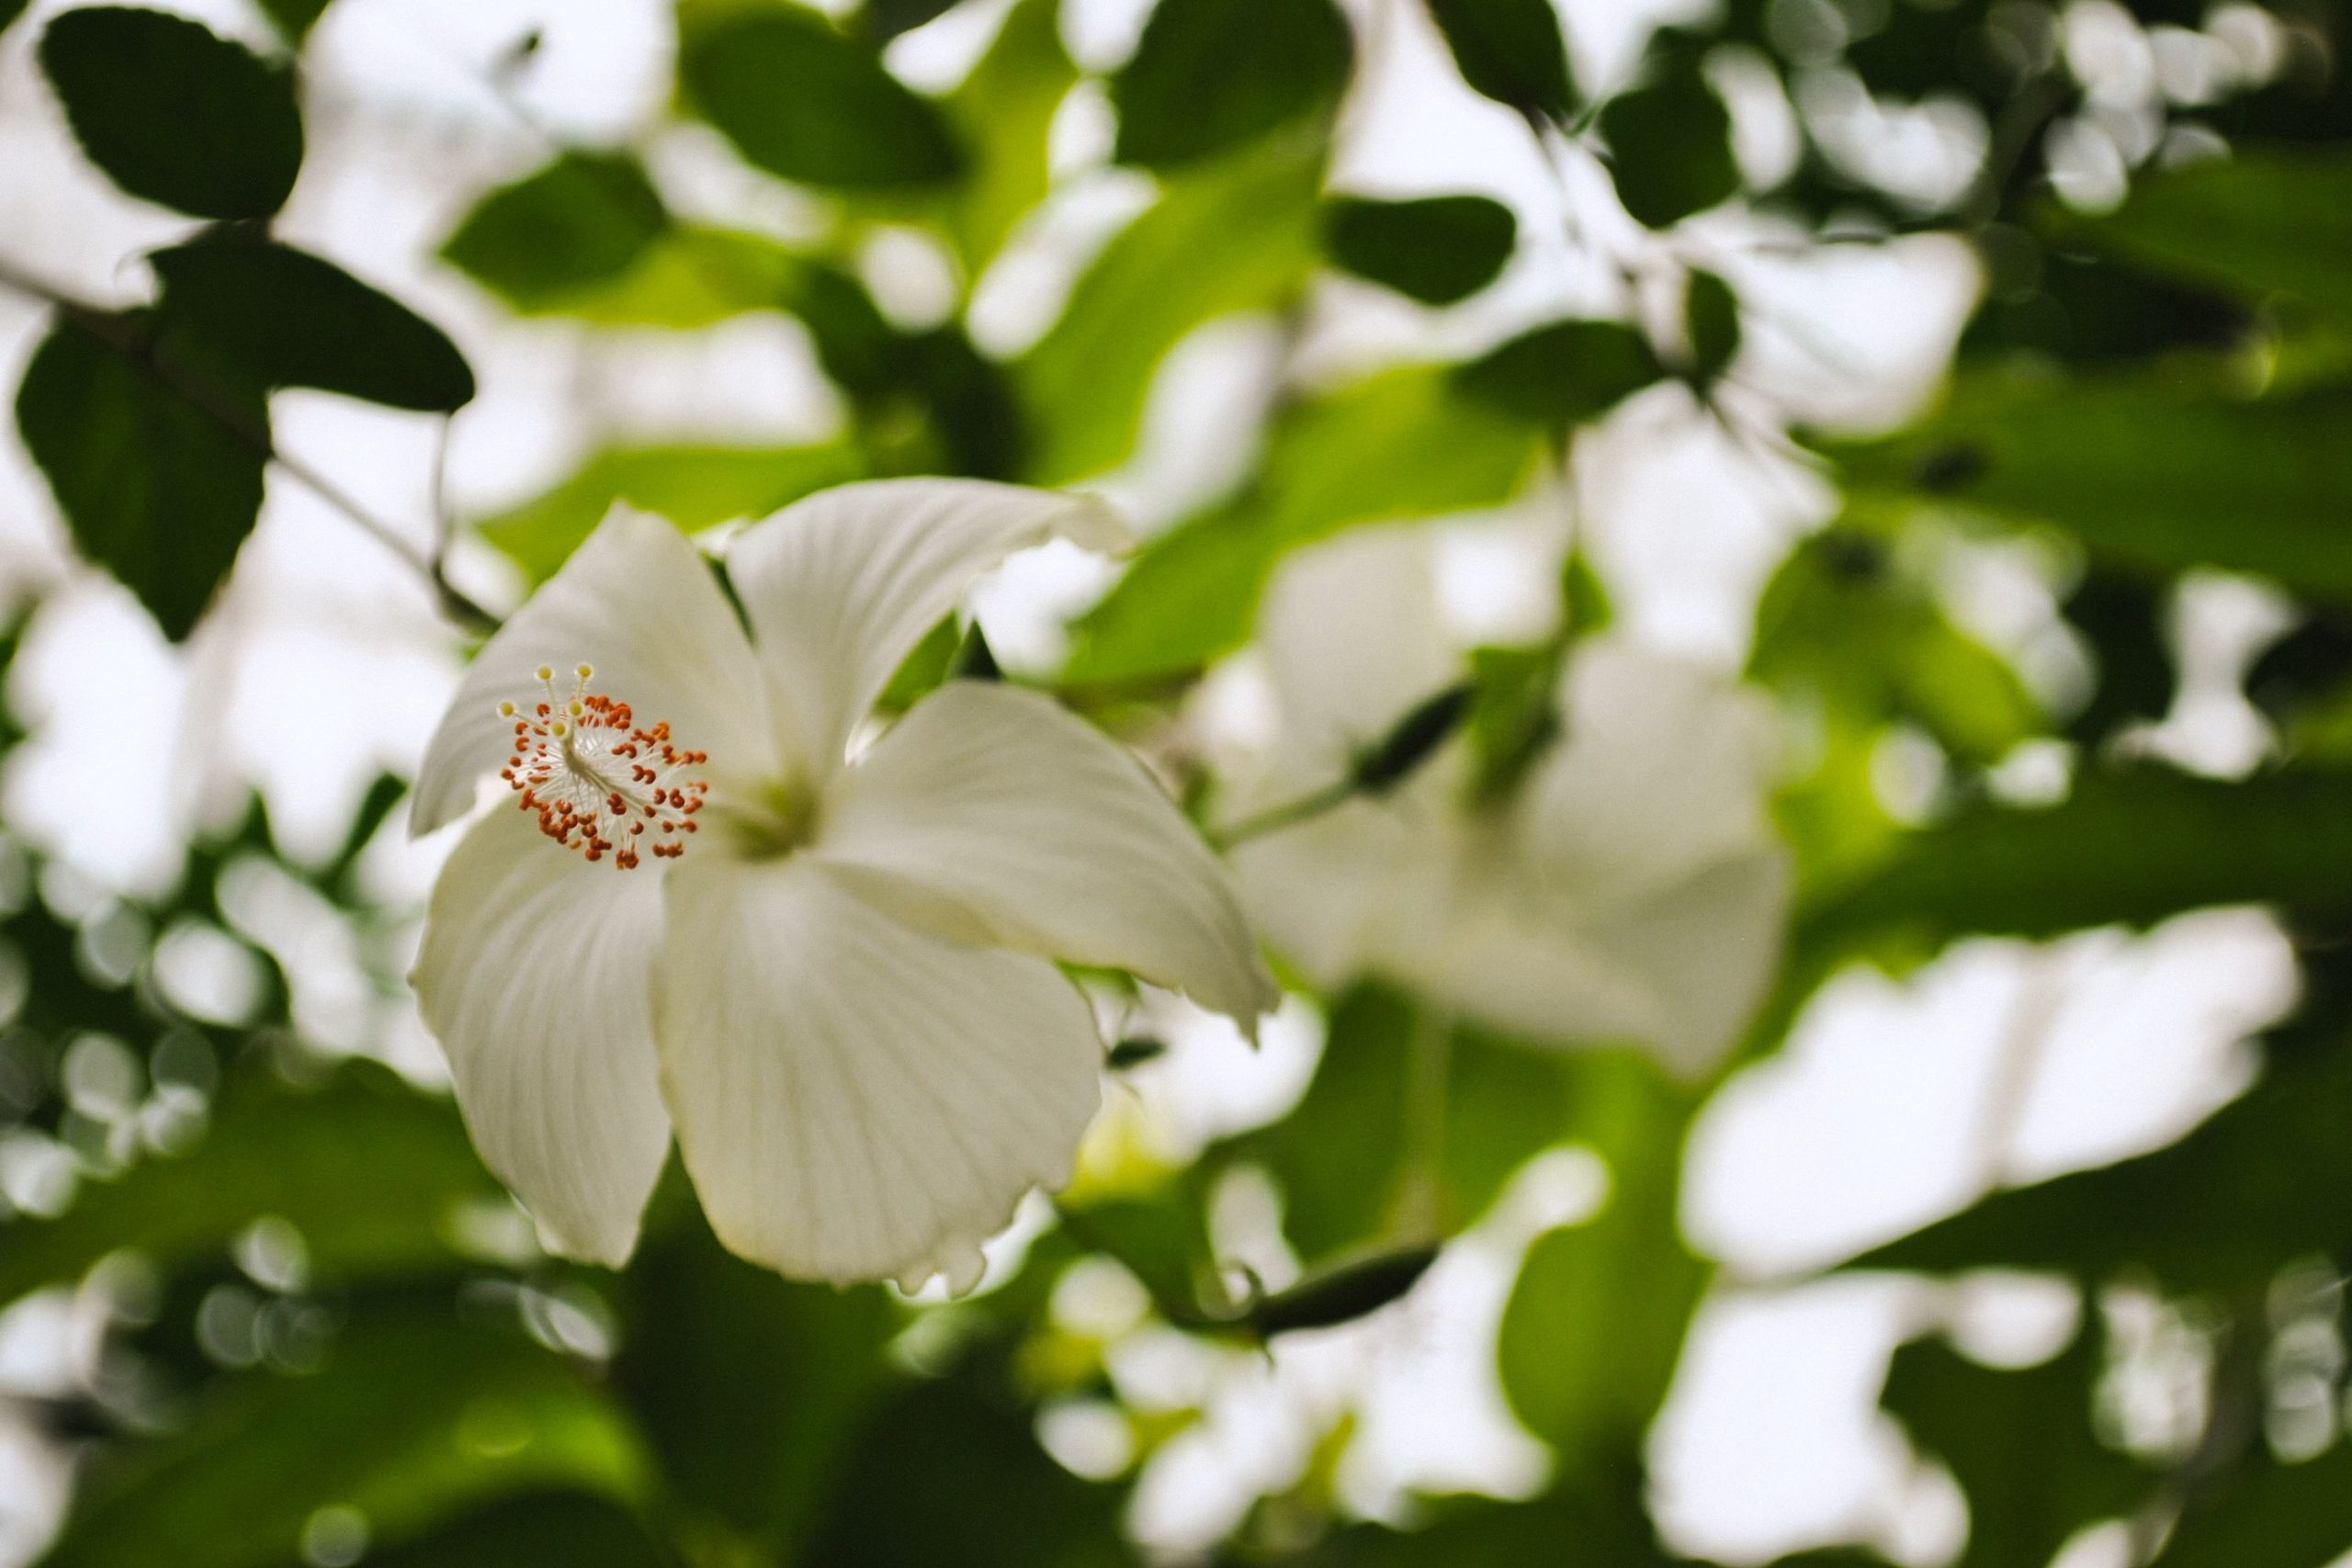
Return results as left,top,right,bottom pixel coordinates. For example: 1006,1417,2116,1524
409,480,1277,1292
1217,524,1789,1077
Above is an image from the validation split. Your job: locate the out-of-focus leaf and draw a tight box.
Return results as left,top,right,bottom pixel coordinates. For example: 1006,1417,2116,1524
1684,268,1741,388
1248,1245,1441,1337
15,313,266,642
1881,1328,2148,1568
347,1492,669,1568
860,0,958,39
680,6,964,190
2063,150,2352,329
43,1299,649,1568
1962,244,2253,367
153,240,475,412
1314,1459,1673,1562
1323,194,1517,305
1111,0,1351,170
1064,366,1537,681
1497,1053,1706,1483
611,1206,899,1557
1017,133,1324,484
38,8,302,220
1221,986,1576,1263
0,0,28,35
1599,64,1740,229
1804,766,2352,947
0,1062,499,1303
440,152,671,312
1453,316,1663,428
940,0,1078,273
1058,1189,1224,1322
1751,533,2041,766
1422,0,1578,119
1837,370,2352,601
477,441,863,585
255,0,334,44
2060,568,2174,744
797,1349,1135,1566
2154,1442,2352,1568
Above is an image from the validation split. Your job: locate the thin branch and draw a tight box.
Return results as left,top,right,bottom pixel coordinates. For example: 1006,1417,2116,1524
0,256,501,636
1209,776,1359,851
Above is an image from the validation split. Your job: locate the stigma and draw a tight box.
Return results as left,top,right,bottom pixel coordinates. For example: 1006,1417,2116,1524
498,664,708,870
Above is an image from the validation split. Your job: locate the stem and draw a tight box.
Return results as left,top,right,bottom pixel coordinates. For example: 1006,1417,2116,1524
1209,776,1359,851
0,257,501,636
1394,1004,1454,1238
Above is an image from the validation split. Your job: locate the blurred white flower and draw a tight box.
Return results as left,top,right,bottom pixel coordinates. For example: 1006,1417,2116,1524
407,481,1277,1290
1221,525,1788,1077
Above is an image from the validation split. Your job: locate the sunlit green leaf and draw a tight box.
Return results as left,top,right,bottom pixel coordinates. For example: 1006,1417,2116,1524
38,7,302,220
680,6,965,190
1599,64,1739,229
477,441,863,584
440,152,671,313
1323,194,1518,306
15,312,266,642
1017,133,1325,484
1422,0,1578,119
43,1297,649,1568
1064,366,1537,681
153,240,475,413
1112,0,1351,170
940,0,1079,273
0,1062,499,1304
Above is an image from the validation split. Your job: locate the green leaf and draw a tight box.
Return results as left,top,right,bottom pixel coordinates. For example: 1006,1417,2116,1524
1422,0,1578,119
1063,365,1537,681
0,1061,500,1304
1111,0,1352,170
1323,194,1518,306
680,7,965,190
440,152,671,313
1684,268,1741,388
1836,369,2352,602
1247,1245,1442,1337
39,7,303,220
15,312,266,642
1841,1038,2352,1296
477,441,863,585
1497,1054,1706,1483
43,1298,649,1568
255,0,335,44
153,240,475,412
1453,316,1663,428
0,0,28,36
2063,150,2352,329
346,1493,670,1568
2154,1442,2352,1568
611,1207,899,1556
859,0,959,39
1017,133,1325,484
940,0,1079,274
1880,1327,2148,1568
1599,65,1739,228
1804,766,2352,948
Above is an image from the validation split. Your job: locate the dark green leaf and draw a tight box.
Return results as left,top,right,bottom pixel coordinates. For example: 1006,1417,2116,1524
2062,149,2352,329
1323,194,1518,305
1058,1189,1224,1322
44,1299,647,1568
1835,370,2352,602
2060,568,2175,744
1684,268,1741,387
1497,1054,1705,1483
1599,65,1739,228
255,0,334,45
477,441,862,585
1453,316,1663,428
1351,682,1476,792
153,240,475,412
2155,1442,2352,1568
39,7,302,220
611,1206,899,1555
1881,1328,2148,1568
440,152,671,312
1247,1245,1441,1336
680,7,965,190
0,0,28,35
1112,0,1352,170
349,1492,669,1568
1106,1036,1167,1070
0,1061,499,1304
1422,0,1577,119
1018,133,1324,484
15,312,266,641
1804,766,2352,948
860,0,959,40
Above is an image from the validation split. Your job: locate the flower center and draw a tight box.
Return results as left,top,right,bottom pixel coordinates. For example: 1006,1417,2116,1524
498,664,708,870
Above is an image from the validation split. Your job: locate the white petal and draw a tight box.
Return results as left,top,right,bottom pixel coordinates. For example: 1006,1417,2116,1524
412,805,671,1265
411,507,774,837
655,854,1103,1287
1519,639,1781,908
1258,525,1457,761
1230,792,1450,992
723,479,1125,780
817,682,1277,1032
1581,847,1792,1077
